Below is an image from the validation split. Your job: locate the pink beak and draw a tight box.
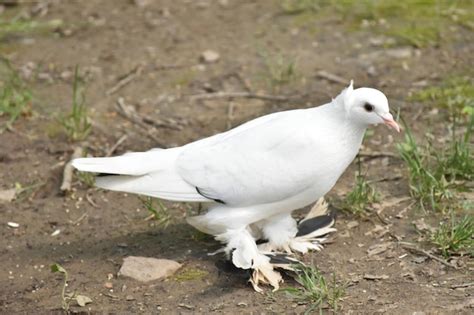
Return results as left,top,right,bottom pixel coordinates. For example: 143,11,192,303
381,113,400,132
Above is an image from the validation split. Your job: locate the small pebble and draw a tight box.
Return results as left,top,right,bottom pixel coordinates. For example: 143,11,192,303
7,222,20,228
104,282,113,289
200,50,220,63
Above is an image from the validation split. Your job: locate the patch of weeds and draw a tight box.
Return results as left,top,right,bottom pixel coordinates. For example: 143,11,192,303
0,57,32,132
14,181,45,201
191,230,213,242
434,118,473,182
343,173,378,216
398,78,473,212
0,17,62,40
77,171,95,188
175,267,209,282
280,0,321,14
281,0,474,47
259,51,298,90
411,76,474,118
51,264,92,312
284,264,345,313
431,215,473,258
171,69,196,88
140,196,172,228
59,66,92,142
397,125,453,212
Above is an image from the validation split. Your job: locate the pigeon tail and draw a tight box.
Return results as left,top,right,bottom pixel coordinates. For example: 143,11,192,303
72,148,208,202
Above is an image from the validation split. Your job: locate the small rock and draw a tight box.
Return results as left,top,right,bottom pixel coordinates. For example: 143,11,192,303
412,256,428,264
104,282,113,289
37,72,54,83
367,65,377,77
363,274,389,281
7,222,20,228
237,302,248,307
118,256,182,282
178,303,195,310
412,80,428,87
133,0,151,7
385,48,412,59
200,50,220,64
125,295,135,301
60,70,73,80
347,220,359,229
0,188,16,202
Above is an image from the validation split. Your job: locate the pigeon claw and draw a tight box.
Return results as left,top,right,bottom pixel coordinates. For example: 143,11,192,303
249,263,283,293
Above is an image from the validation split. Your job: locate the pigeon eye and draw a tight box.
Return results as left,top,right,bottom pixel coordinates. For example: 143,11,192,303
364,103,374,112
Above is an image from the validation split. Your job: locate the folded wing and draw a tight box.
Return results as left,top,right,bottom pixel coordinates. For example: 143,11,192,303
177,109,317,206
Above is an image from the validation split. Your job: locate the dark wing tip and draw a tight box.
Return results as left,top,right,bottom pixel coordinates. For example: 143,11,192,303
296,212,335,237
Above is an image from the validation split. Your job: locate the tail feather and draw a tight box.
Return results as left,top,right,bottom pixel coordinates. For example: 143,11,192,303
72,147,208,203
72,148,168,176
95,172,208,202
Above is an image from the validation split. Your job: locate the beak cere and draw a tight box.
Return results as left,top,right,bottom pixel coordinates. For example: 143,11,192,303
381,113,401,132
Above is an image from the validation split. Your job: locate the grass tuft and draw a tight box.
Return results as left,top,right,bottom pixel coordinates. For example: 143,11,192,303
259,51,298,90
397,124,452,212
0,18,62,40
398,77,473,212
431,215,473,258
343,173,378,216
411,76,474,118
284,264,345,313
280,0,474,47
140,197,172,228
0,57,32,132
280,0,321,14
175,267,209,282
59,66,92,141
51,263,92,311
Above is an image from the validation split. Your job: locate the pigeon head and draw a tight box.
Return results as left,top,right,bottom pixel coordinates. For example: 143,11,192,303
341,81,400,132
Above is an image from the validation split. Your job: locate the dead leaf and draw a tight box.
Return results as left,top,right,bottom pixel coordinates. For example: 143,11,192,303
413,218,436,234
347,220,359,229
367,242,392,257
0,188,16,202
363,274,389,281
75,295,92,307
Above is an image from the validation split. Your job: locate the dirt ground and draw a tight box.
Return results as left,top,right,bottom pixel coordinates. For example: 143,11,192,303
0,0,473,314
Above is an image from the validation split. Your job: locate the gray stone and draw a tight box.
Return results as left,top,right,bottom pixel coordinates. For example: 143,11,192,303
119,256,182,282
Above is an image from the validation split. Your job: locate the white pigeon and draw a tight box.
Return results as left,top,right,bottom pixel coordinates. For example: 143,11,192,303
72,81,399,291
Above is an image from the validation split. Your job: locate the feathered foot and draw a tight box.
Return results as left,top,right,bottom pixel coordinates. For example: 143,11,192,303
215,227,286,292
250,252,301,292
259,198,337,254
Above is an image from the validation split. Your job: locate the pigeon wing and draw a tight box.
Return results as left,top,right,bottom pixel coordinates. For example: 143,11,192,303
176,110,317,206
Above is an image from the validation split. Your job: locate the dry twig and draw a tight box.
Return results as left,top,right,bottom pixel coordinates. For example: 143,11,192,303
106,134,128,157
115,98,167,147
359,151,398,159
85,193,99,208
190,91,301,102
316,70,348,85
399,243,458,269
451,282,474,289
106,65,144,96
60,147,83,193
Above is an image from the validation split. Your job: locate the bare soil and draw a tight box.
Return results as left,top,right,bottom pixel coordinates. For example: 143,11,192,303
0,1,472,314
